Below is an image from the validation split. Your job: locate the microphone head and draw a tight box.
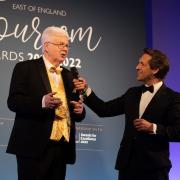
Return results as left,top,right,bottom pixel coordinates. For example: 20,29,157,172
70,67,79,79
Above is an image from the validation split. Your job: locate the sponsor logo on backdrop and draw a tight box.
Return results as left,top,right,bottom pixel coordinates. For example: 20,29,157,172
76,124,104,151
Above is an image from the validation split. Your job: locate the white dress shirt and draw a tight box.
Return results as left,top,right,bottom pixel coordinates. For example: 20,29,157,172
43,56,61,86
42,55,62,107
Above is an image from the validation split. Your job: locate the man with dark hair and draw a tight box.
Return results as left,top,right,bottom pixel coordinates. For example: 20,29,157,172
74,48,180,180
143,48,169,79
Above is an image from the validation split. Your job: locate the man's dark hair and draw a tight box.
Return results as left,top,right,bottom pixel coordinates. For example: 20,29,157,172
143,48,170,79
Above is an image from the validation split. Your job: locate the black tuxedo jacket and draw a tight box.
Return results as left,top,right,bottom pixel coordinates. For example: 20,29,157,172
7,58,85,164
84,85,180,170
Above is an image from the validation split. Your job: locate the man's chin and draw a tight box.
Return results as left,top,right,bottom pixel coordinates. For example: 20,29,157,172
58,58,65,63
137,77,143,82
136,77,141,81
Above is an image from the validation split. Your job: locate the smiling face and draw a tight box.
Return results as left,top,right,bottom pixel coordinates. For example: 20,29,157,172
44,34,69,67
136,53,159,85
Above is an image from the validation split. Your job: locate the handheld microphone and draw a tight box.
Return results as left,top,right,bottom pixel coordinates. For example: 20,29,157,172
70,67,79,79
71,67,80,100
70,67,86,101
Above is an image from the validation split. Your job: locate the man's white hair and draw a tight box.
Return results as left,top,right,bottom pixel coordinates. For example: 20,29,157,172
41,26,69,52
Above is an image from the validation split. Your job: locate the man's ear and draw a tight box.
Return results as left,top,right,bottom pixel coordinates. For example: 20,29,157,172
152,68,159,75
44,42,49,52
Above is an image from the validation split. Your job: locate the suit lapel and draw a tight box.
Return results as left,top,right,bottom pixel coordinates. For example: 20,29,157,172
37,58,52,93
141,84,167,118
61,68,72,101
135,87,143,118
129,86,142,119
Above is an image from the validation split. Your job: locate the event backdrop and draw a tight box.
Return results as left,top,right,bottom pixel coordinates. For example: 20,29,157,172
1,0,180,180
0,0,146,179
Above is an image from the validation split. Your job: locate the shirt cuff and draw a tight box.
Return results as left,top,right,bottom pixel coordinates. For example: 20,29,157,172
152,123,157,134
86,87,92,96
42,95,46,108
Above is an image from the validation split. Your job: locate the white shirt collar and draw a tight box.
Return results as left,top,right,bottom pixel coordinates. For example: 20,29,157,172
42,55,62,71
153,81,163,93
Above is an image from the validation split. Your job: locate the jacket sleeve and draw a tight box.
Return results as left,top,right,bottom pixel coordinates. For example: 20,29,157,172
156,92,180,142
7,62,50,115
84,91,125,117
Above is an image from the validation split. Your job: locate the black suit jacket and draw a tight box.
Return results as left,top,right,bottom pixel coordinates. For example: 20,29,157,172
7,58,85,164
84,85,180,170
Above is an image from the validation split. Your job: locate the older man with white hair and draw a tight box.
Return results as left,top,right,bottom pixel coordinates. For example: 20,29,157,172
6,26,85,180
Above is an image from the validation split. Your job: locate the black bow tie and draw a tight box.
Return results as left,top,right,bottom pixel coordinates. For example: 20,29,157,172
142,85,154,93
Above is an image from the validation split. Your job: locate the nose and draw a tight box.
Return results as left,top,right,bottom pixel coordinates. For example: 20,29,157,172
136,64,139,70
